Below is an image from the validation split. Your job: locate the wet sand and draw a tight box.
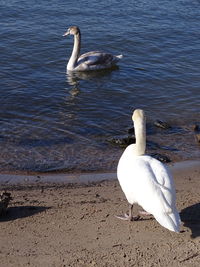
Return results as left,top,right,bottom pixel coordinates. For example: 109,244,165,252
0,161,200,267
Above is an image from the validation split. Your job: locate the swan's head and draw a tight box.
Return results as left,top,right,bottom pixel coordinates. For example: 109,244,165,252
63,26,80,37
132,109,146,123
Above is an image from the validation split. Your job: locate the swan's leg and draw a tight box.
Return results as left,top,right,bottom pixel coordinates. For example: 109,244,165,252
115,204,140,221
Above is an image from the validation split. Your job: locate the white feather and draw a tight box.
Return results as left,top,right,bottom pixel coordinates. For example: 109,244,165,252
117,110,181,233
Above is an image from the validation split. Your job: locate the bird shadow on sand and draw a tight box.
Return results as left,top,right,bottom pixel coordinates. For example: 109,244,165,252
180,203,200,238
0,206,51,222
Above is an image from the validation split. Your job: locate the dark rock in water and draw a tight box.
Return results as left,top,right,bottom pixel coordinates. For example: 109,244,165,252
0,192,12,215
150,153,171,163
154,120,171,129
192,124,200,132
108,136,135,148
191,125,200,143
195,134,200,143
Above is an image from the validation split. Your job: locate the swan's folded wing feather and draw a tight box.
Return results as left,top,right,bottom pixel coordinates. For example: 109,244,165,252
147,157,176,204
134,157,176,214
78,51,114,66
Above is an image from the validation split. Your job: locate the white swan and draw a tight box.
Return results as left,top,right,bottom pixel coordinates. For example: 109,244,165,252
63,26,123,71
117,109,181,233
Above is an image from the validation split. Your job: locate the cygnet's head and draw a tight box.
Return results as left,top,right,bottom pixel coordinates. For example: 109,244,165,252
132,109,146,123
63,26,80,37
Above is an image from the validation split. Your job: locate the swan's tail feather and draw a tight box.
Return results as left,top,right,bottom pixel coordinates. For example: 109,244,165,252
116,54,123,59
112,54,123,65
154,210,181,233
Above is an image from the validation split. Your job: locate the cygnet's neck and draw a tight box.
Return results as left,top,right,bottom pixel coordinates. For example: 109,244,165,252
134,118,146,156
67,32,81,70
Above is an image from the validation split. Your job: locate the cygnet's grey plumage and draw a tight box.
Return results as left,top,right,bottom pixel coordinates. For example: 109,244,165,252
63,26,122,71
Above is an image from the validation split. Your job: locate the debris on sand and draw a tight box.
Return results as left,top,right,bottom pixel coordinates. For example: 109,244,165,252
0,192,12,215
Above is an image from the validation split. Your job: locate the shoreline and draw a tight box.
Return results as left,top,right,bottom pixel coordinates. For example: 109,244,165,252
0,159,200,186
1,121,199,175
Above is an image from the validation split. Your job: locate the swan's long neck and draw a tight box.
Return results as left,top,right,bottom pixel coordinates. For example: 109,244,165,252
134,118,146,156
67,32,81,70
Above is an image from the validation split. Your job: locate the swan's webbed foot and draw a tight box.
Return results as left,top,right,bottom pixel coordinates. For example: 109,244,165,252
115,204,140,221
115,213,130,221
115,214,140,221
139,210,151,216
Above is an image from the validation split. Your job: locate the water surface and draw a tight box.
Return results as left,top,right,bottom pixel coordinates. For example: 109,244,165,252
0,0,200,173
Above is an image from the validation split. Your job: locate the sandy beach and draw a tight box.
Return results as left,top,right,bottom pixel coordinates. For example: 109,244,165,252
0,160,200,267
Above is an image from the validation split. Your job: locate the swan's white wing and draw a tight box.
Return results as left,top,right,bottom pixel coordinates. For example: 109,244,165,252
144,156,181,232
145,156,176,203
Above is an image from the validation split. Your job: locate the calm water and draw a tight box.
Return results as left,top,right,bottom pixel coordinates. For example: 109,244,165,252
0,0,200,173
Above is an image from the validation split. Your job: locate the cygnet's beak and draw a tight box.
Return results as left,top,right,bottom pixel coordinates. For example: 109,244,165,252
63,30,70,37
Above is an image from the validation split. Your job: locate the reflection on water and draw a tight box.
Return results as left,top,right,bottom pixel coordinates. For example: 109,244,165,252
66,67,119,98
66,72,80,98
66,67,119,83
